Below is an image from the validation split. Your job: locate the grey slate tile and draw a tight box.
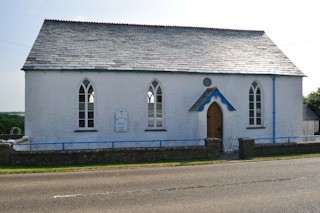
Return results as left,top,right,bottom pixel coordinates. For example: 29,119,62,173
22,20,304,77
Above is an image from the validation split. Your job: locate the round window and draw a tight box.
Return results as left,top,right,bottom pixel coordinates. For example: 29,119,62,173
203,78,212,87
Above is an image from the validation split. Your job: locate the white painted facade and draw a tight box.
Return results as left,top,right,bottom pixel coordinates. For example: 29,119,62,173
24,71,303,149
303,120,319,137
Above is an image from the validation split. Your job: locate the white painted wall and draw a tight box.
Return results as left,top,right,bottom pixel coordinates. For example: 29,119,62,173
303,120,319,136
24,71,303,150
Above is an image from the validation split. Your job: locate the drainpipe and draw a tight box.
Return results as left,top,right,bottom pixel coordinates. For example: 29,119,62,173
273,76,276,143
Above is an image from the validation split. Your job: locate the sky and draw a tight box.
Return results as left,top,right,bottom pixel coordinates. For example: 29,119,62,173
0,0,319,112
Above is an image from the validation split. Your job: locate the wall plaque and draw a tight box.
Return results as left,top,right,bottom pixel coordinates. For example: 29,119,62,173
115,109,128,132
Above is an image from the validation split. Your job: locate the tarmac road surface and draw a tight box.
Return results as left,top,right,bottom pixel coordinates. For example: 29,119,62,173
1,158,320,212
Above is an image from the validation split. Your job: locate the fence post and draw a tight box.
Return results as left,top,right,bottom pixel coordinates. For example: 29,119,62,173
205,138,221,159
0,143,12,165
238,138,255,159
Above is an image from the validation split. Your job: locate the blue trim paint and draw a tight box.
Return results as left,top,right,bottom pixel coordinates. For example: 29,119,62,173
12,138,206,151
22,68,306,77
198,89,236,112
273,76,276,143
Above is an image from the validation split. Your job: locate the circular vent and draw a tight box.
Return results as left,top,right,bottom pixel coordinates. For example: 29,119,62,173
203,78,212,87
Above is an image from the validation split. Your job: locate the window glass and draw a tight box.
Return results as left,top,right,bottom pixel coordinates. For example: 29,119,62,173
157,87,162,95
156,103,162,112
88,112,94,119
249,118,254,125
256,94,261,101
148,118,154,127
157,95,162,103
249,103,254,109
79,120,85,127
148,80,163,128
252,82,257,88
83,79,90,87
152,80,158,88
88,92,94,103
249,82,262,126
79,103,85,110
148,87,154,103
88,120,94,127
79,112,85,119
88,86,94,94
79,95,85,102
249,87,253,94
78,79,95,129
148,103,154,111
88,103,94,110
256,103,261,109
156,118,162,127
257,118,261,125
257,88,261,94
79,86,85,93
256,109,261,117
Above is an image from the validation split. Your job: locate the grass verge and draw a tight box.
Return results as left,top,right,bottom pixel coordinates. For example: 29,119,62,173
1,153,320,174
0,159,225,174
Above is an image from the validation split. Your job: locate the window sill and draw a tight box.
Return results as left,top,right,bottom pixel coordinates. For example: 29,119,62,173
145,129,167,132
74,129,98,132
247,126,265,129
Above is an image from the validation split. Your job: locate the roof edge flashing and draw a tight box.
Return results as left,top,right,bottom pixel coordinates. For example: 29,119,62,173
190,87,236,112
20,68,306,77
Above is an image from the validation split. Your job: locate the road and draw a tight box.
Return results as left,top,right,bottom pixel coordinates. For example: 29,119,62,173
1,158,320,213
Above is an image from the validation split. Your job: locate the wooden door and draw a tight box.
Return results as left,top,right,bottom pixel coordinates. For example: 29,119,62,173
207,102,223,139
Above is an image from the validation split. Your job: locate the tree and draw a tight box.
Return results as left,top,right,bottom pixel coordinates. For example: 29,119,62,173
304,88,320,119
0,114,24,135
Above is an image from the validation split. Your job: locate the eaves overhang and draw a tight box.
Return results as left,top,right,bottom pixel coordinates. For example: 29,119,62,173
20,68,307,77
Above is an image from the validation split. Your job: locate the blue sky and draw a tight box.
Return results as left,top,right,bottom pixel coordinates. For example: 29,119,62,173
1,0,319,111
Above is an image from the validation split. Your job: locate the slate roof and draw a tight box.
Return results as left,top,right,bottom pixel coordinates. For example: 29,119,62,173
22,19,305,76
303,105,319,120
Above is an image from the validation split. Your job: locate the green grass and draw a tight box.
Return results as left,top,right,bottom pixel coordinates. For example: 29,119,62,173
1,153,320,174
0,159,225,174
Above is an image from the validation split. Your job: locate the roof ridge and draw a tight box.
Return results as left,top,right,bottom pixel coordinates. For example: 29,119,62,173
44,19,265,33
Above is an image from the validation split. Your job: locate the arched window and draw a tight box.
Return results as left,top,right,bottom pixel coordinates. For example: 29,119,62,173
249,82,262,126
79,79,95,129
148,80,163,128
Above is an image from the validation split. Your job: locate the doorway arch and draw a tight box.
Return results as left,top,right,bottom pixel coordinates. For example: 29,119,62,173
207,102,223,139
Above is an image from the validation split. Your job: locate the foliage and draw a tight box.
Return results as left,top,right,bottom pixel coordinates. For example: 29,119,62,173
0,113,24,135
303,88,320,119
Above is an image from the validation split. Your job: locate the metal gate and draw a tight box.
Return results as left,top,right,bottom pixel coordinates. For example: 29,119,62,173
220,138,239,160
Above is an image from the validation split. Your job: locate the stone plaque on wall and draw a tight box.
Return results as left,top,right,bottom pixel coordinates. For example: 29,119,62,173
115,109,128,132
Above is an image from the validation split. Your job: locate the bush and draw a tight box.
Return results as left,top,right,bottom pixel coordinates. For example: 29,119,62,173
0,114,24,135
304,88,320,119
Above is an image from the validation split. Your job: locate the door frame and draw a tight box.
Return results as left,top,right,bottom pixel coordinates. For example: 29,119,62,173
207,102,223,151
